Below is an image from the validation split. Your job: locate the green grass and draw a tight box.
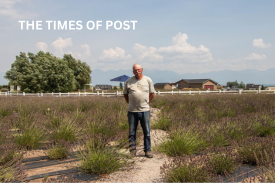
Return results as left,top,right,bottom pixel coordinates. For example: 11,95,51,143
157,128,208,156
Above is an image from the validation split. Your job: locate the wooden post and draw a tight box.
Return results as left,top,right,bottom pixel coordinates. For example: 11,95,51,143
102,91,104,96
68,92,70,96
97,91,99,95
59,92,61,97
199,90,201,94
52,92,53,96
85,92,87,96
23,92,25,96
189,90,191,95
41,92,43,97
158,91,160,95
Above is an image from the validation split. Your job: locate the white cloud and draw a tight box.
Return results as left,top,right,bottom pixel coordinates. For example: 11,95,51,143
99,47,131,61
158,33,212,62
131,32,212,64
253,39,271,48
81,44,91,56
244,53,267,60
35,42,48,52
132,43,163,62
0,0,35,19
51,37,73,54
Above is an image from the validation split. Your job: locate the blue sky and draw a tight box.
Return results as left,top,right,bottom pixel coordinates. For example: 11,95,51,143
0,0,274,76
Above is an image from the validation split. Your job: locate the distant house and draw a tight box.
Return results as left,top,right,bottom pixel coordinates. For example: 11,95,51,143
95,85,112,90
266,86,275,90
176,79,218,90
246,83,262,90
154,83,172,90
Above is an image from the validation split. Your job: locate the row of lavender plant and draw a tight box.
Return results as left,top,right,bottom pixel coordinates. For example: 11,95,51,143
0,96,130,181
151,94,275,182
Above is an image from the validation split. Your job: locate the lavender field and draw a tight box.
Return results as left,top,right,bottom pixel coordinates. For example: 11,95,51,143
0,94,275,182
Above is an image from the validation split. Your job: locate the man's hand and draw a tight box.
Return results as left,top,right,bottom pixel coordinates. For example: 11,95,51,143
124,94,129,104
149,93,155,103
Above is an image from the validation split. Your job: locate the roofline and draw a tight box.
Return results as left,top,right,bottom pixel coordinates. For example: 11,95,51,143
175,79,218,85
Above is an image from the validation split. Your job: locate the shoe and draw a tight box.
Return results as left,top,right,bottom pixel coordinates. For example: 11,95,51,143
130,150,137,157
145,151,153,158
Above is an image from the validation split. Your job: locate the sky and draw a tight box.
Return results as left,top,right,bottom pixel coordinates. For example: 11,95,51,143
0,0,274,77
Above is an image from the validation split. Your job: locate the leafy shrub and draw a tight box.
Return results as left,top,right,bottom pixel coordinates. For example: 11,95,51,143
53,117,79,143
0,109,12,117
79,135,126,174
157,127,208,156
0,144,25,182
236,137,275,165
161,156,213,182
16,126,44,149
152,113,172,130
209,153,238,175
48,145,69,160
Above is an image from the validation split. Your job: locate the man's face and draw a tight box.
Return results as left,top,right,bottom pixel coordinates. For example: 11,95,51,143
133,65,143,79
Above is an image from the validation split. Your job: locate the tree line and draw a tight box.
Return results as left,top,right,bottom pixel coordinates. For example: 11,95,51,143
5,51,91,93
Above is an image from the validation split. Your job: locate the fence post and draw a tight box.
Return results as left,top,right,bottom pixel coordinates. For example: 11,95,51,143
52,92,53,96
178,90,180,94
116,91,118,96
59,92,61,97
158,91,160,95
239,89,242,94
41,92,43,97
68,92,70,96
258,88,261,93
5,92,7,96
37,93,39,97
171,90,173,95
23,92,25,96
102,91,104,96
97,91,99,95
85,92,87,96
189,90,191,95
199,90,201,94
219,89,221,94
78,92,80,97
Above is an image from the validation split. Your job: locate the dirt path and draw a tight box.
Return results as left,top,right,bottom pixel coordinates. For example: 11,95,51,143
99,129,168,183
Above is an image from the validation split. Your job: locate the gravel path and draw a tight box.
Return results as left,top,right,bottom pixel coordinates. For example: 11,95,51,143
98,129,168,183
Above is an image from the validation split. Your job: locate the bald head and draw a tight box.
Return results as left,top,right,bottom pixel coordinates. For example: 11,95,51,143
132,63,143,79
132,64,142,70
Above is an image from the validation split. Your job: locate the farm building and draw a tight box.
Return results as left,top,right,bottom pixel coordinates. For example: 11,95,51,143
176,79,218,90
154,83,172,90
95,85,112,90
246,83,262,90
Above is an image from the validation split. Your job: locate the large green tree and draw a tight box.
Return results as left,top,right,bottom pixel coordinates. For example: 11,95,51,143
226,80,245,89
63,54,91,90
5,51,91,93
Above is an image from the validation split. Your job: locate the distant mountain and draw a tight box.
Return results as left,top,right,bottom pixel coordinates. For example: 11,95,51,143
91,68,275,86
0,72,8,85
2,68,274,87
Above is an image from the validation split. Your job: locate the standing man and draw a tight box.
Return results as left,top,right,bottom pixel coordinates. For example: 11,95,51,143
123,64,155,158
